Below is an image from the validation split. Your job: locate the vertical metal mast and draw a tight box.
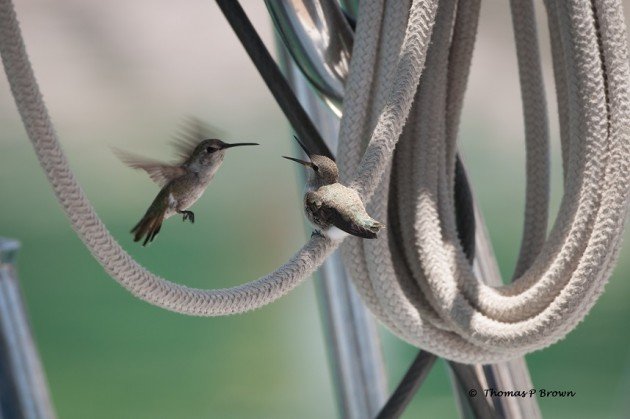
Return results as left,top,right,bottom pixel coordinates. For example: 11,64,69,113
0,238,56,419
267,2,388,417
279,48,389,419
212,2,387,416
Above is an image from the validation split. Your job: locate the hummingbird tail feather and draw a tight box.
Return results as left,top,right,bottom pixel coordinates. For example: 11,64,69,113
369,219,384,232
131,210,165,246
358,218,384,239
334,217,384,239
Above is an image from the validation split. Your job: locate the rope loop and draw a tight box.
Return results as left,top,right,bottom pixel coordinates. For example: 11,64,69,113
2,0,629,363
337,0,630,363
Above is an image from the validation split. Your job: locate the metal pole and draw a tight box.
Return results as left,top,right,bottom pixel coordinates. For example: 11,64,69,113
279,48,388,419
211,3,387,415
0,238,56,419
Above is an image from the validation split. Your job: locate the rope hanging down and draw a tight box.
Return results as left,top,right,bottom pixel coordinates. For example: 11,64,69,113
337,0,630,363
1,0,629,364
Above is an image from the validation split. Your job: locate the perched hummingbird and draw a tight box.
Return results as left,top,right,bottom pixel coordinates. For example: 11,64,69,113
283,136,384,240
115,121,258,246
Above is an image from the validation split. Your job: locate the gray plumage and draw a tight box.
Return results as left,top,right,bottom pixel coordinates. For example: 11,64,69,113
283,144,384,240
115,121,257,245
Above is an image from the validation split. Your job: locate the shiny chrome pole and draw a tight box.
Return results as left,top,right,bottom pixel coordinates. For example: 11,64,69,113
278,45,388,419
267,0,352,109
0,238,56,419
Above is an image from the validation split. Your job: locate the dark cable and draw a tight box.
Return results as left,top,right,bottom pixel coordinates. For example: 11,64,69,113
214,0,334,160
375,351,437,419
455,157,476,263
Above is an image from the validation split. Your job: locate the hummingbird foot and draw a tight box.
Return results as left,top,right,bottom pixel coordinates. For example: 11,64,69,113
178,210,195,224
311,229,325,239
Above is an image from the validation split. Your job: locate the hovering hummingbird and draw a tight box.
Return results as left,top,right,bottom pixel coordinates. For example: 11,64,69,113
283,136,383,240
115,121,258,246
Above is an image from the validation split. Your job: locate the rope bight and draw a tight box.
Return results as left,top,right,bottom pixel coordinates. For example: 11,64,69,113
1,0,629,364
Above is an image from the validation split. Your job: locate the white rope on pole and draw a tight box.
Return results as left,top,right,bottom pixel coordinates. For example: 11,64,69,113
337,0,630,363
1,0,629,364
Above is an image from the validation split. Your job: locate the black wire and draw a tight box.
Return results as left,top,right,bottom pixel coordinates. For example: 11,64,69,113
375,351,437,419
213,0,334,160
455,157,476,263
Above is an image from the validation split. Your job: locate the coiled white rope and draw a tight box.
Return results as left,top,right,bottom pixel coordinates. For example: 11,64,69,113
1,0,629,364
337,0,630,363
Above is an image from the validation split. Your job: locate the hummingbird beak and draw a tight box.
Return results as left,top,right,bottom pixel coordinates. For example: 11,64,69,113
282,155,314,168
221,142,259,149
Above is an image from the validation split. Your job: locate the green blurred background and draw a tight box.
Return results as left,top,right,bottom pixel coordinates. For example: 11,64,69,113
1,1,629,418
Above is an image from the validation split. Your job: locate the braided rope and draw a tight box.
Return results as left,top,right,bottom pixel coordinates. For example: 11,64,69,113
1,0,629,364
338,0,630,363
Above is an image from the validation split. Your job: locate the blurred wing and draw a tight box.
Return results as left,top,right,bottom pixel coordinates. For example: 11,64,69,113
113,148,185,187
305,191,378,239
171,116,227,163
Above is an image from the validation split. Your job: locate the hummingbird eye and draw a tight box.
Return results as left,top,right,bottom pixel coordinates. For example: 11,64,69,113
313,165,320,172
206,146,217,153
